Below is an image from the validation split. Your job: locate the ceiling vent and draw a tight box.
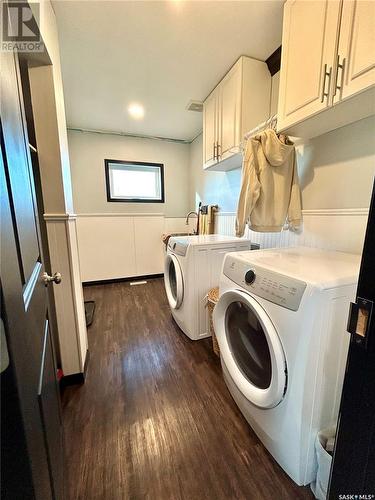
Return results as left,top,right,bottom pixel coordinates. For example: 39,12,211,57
186,100,203,112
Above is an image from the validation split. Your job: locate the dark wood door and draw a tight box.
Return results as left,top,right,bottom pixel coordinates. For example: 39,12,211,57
328,180,375,498
1,48,64,499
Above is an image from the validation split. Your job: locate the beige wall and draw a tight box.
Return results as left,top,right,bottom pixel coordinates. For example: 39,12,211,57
189,108,374,254
189,133,242,212
297,116,375,210
68,130,190,217
189,107,375,215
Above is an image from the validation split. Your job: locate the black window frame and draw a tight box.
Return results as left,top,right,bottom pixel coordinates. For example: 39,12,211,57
104,159,165,204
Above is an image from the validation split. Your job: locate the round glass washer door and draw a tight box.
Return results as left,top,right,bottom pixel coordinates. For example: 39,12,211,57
213,289,287,408
164,253,184,310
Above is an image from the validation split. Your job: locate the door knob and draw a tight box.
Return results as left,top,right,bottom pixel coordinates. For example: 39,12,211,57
42,271,62,285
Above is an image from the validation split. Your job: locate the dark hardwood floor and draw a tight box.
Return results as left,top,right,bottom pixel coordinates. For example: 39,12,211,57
62,278,312,500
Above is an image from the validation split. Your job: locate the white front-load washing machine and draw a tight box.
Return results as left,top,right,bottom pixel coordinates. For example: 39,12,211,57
213,246,360,485
164,235,251,340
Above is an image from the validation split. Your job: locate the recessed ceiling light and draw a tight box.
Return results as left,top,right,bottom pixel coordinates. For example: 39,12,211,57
128,102,145,120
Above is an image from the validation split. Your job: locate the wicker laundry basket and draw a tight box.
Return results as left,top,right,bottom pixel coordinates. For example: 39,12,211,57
207,287,220,357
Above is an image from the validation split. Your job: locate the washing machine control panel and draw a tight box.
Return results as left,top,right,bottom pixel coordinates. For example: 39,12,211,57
224,257,307,311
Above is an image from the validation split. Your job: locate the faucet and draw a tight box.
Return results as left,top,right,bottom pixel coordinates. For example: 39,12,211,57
185,211,199,234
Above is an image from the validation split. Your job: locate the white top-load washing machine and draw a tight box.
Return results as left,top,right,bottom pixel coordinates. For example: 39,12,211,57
213,246,360,486
164,235,251,340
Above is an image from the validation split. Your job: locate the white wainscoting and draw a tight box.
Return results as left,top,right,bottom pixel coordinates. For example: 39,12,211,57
215,208,368,254
76,209,367,284
76,213,195,282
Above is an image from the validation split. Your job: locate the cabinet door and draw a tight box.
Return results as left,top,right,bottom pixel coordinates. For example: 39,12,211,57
278,0,341,129
334,0,375,103
203,89,218,168
219,62,241,160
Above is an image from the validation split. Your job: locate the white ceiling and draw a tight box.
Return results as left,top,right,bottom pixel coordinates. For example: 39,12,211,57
53,0,283,142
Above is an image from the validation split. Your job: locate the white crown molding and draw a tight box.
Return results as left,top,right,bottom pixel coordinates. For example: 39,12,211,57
76,212,165,218
68,127,192,145
44,213,77,221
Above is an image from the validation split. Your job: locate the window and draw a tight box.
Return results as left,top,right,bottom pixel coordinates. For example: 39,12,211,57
105,159,165,203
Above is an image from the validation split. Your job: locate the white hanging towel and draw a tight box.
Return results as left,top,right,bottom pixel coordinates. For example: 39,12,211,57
235,129,302,236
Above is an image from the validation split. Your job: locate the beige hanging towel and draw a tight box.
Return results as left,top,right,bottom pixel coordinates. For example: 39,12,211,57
235,129,302,236
199,205,216,235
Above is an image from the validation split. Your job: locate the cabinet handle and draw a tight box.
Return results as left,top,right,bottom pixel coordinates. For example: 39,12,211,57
216,142,221,160
333,55,345,98
213,142,216,161
321,63,332,103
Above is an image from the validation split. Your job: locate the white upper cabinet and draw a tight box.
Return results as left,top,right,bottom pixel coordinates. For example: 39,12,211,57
203,88,219,168
203,56,271,171
219,62,242,162
278,0,341,127
278,0,375,138
335,0,375,103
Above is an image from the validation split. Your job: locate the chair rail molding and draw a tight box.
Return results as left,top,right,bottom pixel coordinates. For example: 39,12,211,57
75,212,165,217
302,208,369,216
216,208,369,217
44,213,77,221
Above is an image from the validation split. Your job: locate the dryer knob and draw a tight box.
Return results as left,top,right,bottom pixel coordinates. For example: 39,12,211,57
245,269,256,284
